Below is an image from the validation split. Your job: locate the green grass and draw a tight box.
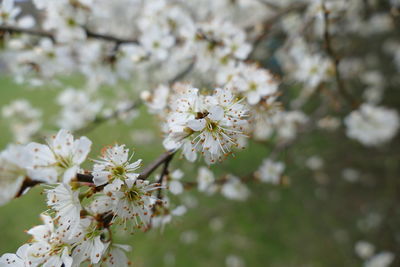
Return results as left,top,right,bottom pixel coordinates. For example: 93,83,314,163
0,76,398,266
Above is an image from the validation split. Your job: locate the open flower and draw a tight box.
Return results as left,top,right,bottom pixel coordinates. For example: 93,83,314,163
345,104,399,146
92,144,142,187
163,87,249,164
102,243,132,267
256,159,285,184
0,0,21,25
46,183,82,236
197,167,217,195
0,244,29,266
25,214,73,267
71,218,108,267
221,175,249,201
27,129,92,183
0,144,32,206
220,63,279,105
107,179,161,228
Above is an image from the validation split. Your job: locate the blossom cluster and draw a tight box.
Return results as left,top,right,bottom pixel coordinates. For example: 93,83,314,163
0,130,164,266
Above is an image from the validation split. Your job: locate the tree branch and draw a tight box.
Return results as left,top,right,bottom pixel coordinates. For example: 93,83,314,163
138,150,176,180
322,3,359,109
84,28,138,44
168,58,196,85
15,150,177,198
75,150,176,182
0,25,138,44
0,25,55,41
246,2,307,60
15,178,42,198
75,100,142,135
256,0,280,10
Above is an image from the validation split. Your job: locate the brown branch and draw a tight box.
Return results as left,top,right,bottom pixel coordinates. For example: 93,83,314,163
150,153,174,222
84,28,138,44
168,58,196,85
74,150,176,182
15,178,42,198
0,26,55,41
76,57,195,136
246,2,307,60
256,0,280,10
75,100,142,135
15,150,177,199
138,150,176,180
156,153,173,194
322,3,359,109
0,25,138,44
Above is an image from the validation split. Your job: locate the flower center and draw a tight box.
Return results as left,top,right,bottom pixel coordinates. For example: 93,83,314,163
55,155,73,169
249,82,258,91
124,186,143,202
113,166,126,177
205,119,219,132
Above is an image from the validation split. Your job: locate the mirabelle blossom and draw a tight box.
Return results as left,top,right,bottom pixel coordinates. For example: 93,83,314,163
0,145,32,206
27,129,92,183
256,159,285,184
163,86,249,164
345,104,399,146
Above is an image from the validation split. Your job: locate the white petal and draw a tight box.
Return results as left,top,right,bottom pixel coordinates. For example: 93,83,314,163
187,119,206,131
72,136,92,164
246,91,261,105
208,106,224,121
169,180,183,195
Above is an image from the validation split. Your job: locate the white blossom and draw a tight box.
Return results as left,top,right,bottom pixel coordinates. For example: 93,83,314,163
57,88,102,131
46,183,82,236
365,252,395,267
355,241,375,260
92,144,142,187
256,159,285,184
2,99,42,143
141,85,170,114
25,214,74,267
168,169,184,195
197,167,217,194
102,244,132,267
27,129,92,183
345,104,399,146
221,63,279,105
221,175,249,201
0,0,21,25
306,156,324,171
0,244,29,266
273,111,308,141
163,86,249,164
0,145,32,206
71,234,107,266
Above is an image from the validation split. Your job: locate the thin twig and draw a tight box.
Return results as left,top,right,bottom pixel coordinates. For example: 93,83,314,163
76,58,195,136
84,28,138,44
0,25,138,44
322,2,359,109
138,151,176,180
15,178,42,198
246,2,307,60
15,150,177,197
168,58,196,85
75,100,141,135
154,154,174,207
256,0,280,10
0,26,55,41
